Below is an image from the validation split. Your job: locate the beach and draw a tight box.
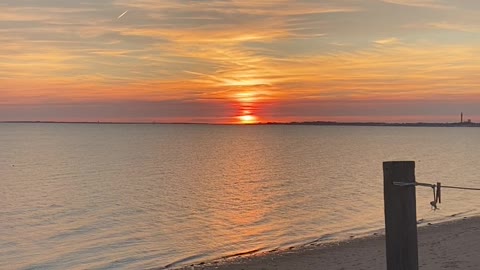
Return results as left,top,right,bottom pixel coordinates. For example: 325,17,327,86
176,216,480,270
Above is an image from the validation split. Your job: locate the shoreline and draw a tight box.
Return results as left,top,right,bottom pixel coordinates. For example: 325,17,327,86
170,216,480,270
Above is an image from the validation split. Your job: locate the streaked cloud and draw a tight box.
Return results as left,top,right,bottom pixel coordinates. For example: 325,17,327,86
427,22,479,33
374,37,401,45
1,0,480,123
381,0,449,9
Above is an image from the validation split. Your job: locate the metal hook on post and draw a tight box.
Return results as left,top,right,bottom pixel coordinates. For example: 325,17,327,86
393,180,446,210
429,182,442,211
430,185,438,211
437,182,441,204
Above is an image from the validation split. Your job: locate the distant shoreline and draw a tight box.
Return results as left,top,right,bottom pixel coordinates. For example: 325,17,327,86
1,120,479,128
259,121,480,128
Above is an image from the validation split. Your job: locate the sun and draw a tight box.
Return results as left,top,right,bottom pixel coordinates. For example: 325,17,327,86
238,114,258,124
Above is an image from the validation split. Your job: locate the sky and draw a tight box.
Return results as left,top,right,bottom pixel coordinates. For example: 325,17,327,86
1,0,480,123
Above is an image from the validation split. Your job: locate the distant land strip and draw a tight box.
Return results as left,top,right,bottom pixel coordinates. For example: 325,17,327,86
0,121,209,125
258,121,480,127
1,120,480,127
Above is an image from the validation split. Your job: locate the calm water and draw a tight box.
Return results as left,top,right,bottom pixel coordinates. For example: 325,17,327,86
1,124,479,269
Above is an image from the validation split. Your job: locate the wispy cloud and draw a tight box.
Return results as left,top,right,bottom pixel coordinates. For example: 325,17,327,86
2,0,480,122
374,37,401,45
427,22,479,32
114,0,359,17
381,0,450,9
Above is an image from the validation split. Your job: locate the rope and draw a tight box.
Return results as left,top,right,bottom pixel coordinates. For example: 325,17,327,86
441,185,480,191
393,181,480,191
416,182,435,188
392,181,480,210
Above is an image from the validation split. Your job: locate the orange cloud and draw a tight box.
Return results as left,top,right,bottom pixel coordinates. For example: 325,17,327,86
2,0,480,122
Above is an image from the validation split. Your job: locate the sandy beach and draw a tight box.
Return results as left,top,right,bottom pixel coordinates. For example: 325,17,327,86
175,216,480,270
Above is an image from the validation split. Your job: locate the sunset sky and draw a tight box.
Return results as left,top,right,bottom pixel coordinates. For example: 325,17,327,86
2,0,480,123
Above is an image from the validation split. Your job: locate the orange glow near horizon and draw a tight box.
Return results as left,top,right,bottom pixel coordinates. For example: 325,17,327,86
235,92,259,103
233,91,261,124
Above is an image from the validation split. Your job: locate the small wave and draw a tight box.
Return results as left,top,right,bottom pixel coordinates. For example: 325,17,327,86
221,248,262,259
163,253,211,269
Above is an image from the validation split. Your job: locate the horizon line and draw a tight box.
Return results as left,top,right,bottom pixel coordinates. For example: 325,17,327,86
0,120,476,126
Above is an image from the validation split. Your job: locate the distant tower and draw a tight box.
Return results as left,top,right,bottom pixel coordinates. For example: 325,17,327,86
461,112,463,123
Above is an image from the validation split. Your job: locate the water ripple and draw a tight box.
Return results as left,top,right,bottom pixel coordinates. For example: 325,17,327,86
1,124,479,269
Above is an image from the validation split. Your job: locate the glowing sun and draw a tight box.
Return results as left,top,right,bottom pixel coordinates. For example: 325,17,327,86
238,114,258,124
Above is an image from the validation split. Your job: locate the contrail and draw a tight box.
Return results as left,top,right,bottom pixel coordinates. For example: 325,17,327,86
117,10,128,19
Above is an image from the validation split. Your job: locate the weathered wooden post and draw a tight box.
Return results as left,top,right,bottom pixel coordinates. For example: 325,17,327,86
383,161,419,270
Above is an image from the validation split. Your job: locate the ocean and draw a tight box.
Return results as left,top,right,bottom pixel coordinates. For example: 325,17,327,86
1,123,479,269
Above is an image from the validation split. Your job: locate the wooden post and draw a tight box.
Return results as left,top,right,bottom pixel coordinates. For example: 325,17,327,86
383,161,419,270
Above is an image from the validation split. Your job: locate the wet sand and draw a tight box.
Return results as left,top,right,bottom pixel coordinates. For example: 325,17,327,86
175,216,480,270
